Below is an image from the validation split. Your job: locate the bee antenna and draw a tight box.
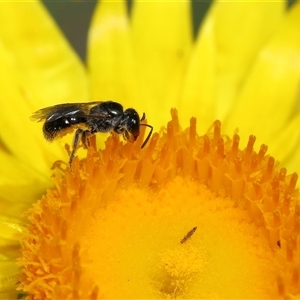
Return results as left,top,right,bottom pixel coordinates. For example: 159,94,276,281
140,112,146,122
140,124,153,148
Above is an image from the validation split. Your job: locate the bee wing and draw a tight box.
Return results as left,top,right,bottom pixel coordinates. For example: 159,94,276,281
30,101,103,122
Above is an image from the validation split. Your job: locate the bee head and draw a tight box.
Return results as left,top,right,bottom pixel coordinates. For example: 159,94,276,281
116,108,153,148
121,108,140,142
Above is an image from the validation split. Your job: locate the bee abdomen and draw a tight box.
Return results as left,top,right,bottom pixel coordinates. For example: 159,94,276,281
43,117,86,141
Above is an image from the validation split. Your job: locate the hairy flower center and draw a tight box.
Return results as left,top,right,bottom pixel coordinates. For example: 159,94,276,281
81,177,277,299
18,110,300,299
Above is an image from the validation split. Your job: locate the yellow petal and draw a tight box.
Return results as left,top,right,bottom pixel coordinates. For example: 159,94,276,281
224,3,300,148
0,1,88,108
88,1,137,107
213,1,284,120
131,1,192,129
181,1,284,129
0,261,18,293
0,42,65,172
0,151,51,205
272,112,300,175
0,1,88,173
180,12,216,129
0,220,21,260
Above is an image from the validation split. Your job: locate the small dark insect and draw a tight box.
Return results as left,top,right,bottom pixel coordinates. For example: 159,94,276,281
180,226,197,244
277,240,281,248
31,101,153,166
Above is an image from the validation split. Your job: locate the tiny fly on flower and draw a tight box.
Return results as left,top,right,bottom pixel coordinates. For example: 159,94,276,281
180,226,197,244
31,101,153,166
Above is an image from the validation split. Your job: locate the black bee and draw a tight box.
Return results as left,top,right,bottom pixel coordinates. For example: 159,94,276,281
31,101,153,166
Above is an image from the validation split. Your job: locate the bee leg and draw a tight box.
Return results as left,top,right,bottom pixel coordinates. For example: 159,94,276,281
123,130,134,143
69,128,85,167
82,130,91,149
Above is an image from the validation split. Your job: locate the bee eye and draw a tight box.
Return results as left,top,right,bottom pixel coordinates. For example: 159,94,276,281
129,118,140,138
123,109,140,136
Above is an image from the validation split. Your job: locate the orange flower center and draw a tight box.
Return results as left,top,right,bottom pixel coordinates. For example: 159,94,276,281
18,109,300,299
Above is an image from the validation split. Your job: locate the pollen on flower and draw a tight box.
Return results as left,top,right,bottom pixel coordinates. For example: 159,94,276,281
18,109,300,299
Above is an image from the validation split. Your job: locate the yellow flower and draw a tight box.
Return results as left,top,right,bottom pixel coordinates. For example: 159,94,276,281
0,0,300,299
